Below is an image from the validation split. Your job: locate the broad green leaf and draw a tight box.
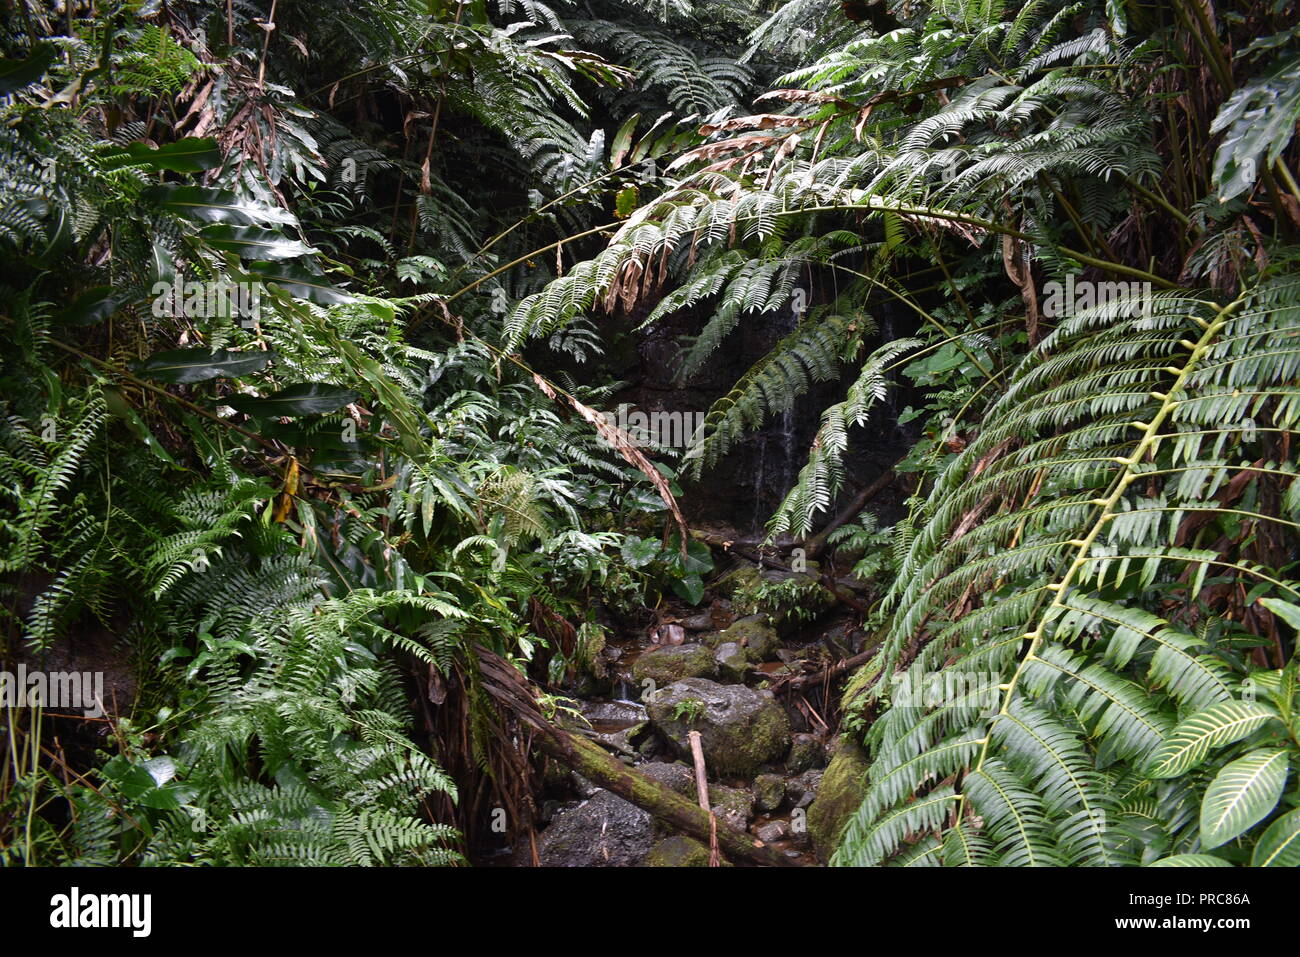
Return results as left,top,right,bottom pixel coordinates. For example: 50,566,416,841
1260,597,1300,631
1200,748,1289,848
621,536,660,568
671,573,705,605
59,286,119,326
1146,700,1278,778
1210,53,1300,201
227,383,360,417
1251,806,1300,866
1148,854,1232,867
133,347,273,384
143,185,296,226
0,44,55,95
100,137,221,172
200,224,316,261
247,260,354,304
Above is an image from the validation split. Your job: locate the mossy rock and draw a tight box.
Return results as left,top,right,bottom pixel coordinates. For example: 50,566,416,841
710,783,754,830
647,678,791,777
753,773,786,813
806,736,870,863
714,641,750,681
711,563,762,599
632,643,717,686
643,835,731,867
702,616,779,659
786,732,826,773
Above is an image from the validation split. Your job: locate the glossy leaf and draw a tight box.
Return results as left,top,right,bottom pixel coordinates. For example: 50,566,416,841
247,260,354,304
100,137,221,172
0,44,55,95
1251,806,1300,866
227,383,360,418
58,286,119,326
200,224,316,261
1200,748,1289,848
142,185,296,226
133,347,274,384
1146,700,1278,778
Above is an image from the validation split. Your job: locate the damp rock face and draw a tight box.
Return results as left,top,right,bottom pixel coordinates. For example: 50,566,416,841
647,678,791,777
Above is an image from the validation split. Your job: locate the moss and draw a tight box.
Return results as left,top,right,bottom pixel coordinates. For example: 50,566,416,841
711,563,762,600
632,643,717,685
806,736,870,863
753,773,785,812
643,835,731,867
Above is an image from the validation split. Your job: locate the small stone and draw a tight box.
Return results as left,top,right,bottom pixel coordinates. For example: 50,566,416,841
710,784,754,831
753,773,786,812
755,820,788,843
786,732,826,772
785,768,823,808
714,641,749,681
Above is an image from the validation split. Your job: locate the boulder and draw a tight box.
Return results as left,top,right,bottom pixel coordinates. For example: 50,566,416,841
703,616,780,661
632,643,717,686
531,789,655,866
647,678,791,777
638,761,695,797
806,738,870,863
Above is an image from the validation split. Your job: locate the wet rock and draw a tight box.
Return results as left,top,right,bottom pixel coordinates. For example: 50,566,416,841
710,783,754,831
639,761,695,796
571,773,601,798
818,621,863,657
786,733,826,773
643,835,729,867
755,820,788,844
680,612,715,631
647,678,791,777
753,773,786,813
532,789,655,866
590,721,647,757
714,641,750,682
581,700,647,729
807,738,870,863
704,616,780,662
785,769,823,809
632,643,717,686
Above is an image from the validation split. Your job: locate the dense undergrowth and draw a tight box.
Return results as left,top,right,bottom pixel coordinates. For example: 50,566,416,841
3,0,1300,867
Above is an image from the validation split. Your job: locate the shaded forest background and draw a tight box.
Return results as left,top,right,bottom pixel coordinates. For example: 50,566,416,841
3,0,1300,867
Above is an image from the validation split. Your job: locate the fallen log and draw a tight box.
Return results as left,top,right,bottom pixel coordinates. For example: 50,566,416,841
475,648,801,867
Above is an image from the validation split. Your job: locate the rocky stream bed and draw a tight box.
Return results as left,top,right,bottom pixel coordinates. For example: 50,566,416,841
483,535,878,867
